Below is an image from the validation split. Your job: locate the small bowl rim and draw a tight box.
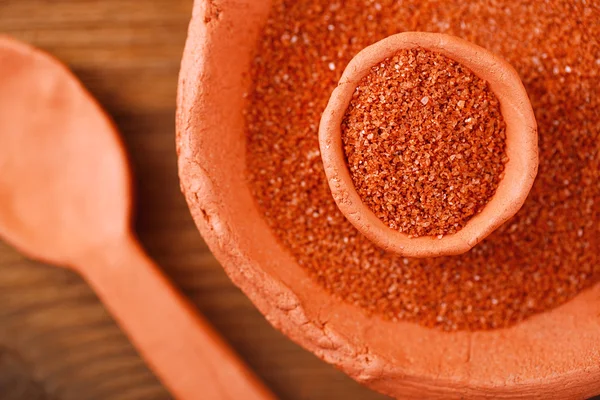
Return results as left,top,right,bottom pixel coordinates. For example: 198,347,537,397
319,32,539,257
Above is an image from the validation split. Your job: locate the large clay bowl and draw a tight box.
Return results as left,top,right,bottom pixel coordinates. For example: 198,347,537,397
176,0,600,398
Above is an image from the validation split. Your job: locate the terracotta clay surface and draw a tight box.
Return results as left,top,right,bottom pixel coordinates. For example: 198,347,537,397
177,0,600,399
0,36,274,400
319,32,538,258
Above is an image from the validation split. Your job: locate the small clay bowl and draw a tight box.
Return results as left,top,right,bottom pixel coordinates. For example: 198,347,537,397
177,0,600,398
319,32,539,258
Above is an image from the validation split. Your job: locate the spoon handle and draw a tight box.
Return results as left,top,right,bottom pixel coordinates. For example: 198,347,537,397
78,232,276,400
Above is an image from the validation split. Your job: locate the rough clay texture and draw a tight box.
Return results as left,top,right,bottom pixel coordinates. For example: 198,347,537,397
177,0,600,398
245,0,600,331
342,48,507,238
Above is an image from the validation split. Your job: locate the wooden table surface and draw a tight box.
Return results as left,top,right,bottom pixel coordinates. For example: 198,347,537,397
0,1,388,399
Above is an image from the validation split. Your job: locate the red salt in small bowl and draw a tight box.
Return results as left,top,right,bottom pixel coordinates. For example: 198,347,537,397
319,32,539,258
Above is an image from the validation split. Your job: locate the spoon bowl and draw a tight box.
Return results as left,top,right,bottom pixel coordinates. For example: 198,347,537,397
0,37,130,266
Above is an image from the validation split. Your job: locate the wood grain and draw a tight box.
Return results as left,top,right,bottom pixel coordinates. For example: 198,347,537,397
0,1,387,399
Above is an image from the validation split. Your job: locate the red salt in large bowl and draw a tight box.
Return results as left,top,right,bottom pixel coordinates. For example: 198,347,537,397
176,0,600,398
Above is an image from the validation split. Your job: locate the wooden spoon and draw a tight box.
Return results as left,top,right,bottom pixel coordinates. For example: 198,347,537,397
319,32,538,258
0,36,275,400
